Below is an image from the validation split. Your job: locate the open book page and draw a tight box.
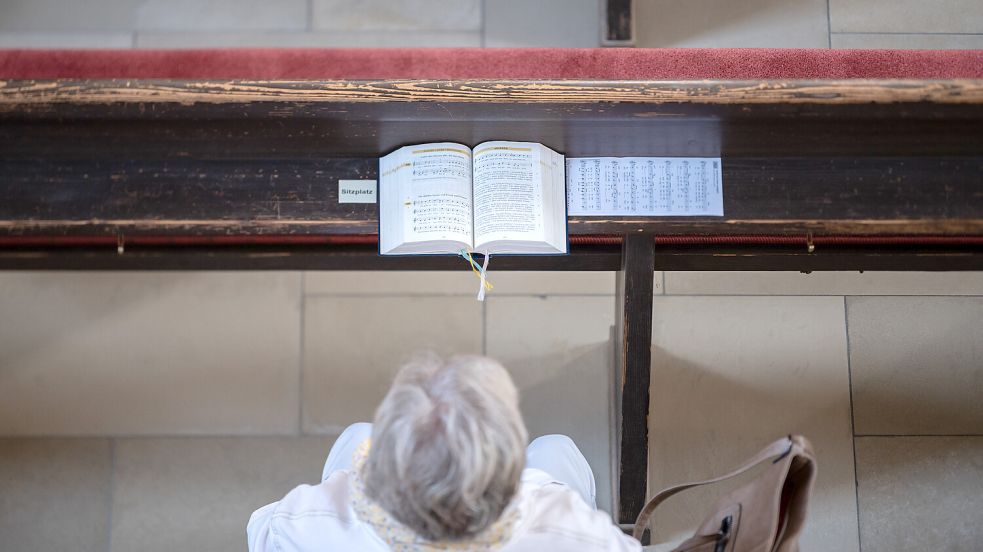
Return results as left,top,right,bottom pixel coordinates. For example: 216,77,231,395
472,141,559,253
566,157,723,216
378,142,473,255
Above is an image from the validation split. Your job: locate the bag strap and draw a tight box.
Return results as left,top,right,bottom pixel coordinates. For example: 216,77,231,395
632,436,795,541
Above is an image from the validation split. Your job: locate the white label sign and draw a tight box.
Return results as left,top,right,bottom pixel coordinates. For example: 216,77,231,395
338,180,377,203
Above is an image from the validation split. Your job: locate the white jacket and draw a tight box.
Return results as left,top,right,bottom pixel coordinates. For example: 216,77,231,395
248,467,642,552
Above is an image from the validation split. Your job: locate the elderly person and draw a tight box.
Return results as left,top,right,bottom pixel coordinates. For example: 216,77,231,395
247,353,641,551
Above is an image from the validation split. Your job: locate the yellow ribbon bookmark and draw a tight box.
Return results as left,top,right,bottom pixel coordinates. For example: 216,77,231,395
459,249,493,301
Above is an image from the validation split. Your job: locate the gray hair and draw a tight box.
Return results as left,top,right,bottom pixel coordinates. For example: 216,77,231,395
363,353,528,541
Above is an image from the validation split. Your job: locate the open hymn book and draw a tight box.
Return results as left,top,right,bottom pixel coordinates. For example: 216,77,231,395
379,141,568,256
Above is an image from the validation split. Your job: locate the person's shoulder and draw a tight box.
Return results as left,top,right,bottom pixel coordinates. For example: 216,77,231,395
522,483,612,533
249,471,388,552
271,470,358,526
512,482,642,552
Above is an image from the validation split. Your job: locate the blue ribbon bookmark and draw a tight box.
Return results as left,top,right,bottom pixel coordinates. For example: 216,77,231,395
459,249,493,301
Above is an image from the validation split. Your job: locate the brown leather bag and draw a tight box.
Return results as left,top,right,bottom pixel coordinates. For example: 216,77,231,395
633,435,817,552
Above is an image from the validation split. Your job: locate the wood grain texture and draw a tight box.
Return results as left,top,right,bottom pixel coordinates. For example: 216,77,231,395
5,115,982,158
1,78,981,239
0,244,621,270
3,79,983,106
615,234,655,523
2,157,979,236
0,244,979,271
4,81,982,159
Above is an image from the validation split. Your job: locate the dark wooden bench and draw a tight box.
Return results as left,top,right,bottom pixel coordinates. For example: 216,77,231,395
1,78,981,524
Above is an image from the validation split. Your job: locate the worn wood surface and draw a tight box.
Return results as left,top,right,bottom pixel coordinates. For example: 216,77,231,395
4,79,983,106
3,81,983,159
2,156,979,237
5,115,983,158
0,244,980,271
615,234,655,524
2,78,981,242
2,81,981,160
3,79,982,247
6,121,983,161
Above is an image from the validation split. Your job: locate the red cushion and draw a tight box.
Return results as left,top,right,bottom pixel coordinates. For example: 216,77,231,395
2,48,982,80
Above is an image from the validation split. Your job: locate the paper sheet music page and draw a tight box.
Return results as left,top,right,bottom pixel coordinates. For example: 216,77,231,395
566,157,724,216
378,143,473,255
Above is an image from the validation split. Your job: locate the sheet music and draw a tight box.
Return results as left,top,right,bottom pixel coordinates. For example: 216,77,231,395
378,143,473,254
402,145,473,239
566,157,723,216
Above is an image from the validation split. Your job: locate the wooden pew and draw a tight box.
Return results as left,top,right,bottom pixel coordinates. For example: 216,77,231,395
1,78,981,524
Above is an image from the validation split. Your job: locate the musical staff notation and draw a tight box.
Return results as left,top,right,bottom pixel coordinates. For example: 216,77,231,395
408,194,471,236
566,157,723,217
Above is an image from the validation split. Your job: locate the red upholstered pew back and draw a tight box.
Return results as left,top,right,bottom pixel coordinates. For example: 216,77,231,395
1,48,982,79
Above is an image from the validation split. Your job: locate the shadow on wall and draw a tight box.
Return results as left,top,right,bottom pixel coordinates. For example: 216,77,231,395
645,345,975,550
502,340,616,515
647,347,852,548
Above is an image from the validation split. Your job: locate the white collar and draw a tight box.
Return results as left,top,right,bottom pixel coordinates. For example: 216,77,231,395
348,440,521,552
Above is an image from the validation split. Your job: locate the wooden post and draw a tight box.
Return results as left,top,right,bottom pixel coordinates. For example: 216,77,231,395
603,0,634,46
615,233,655,525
